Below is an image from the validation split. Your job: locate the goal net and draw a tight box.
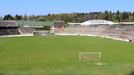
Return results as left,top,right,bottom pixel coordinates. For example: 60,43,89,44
33,31,49,36
79,52,101,61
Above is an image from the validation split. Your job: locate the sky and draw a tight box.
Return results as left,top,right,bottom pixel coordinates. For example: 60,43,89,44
0,0,134,16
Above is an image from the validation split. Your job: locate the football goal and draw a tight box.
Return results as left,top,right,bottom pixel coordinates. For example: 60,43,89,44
79,52,101,61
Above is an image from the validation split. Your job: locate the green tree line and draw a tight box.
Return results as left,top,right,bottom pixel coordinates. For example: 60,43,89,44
2,11,134,23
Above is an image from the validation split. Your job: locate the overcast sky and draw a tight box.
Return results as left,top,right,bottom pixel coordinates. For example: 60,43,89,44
0,0,134,16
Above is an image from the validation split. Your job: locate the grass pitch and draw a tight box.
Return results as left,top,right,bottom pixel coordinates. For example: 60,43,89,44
0,36,134,75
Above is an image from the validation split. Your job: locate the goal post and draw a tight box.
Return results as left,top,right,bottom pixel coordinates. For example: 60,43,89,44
79,52,101,61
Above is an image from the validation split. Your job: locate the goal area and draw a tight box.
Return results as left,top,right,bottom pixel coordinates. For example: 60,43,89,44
79,52,101,61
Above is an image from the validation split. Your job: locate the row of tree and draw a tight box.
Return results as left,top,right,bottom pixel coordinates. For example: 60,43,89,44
2,11,134,23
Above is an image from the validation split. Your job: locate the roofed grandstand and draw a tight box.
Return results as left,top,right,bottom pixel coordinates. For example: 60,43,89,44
0,21,18,27
0,21,21,36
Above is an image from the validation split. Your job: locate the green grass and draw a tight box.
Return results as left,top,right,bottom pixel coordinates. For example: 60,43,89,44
0,36,134,75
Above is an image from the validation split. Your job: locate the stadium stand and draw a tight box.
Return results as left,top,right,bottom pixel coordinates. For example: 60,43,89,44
54,23,134,42
19,26,35,34
0,20,134,42
0,21,20,36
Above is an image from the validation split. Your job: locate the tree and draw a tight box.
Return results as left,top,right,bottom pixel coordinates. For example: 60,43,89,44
97,12,105,20
122,12,129,21
37,16,46,21
104,10,109,20
15,14,22,20
115,10,120,22
108,11,113,21
23,14,27,20
3,14,14,20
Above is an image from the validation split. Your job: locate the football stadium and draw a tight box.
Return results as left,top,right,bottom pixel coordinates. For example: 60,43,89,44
0,20,134,75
